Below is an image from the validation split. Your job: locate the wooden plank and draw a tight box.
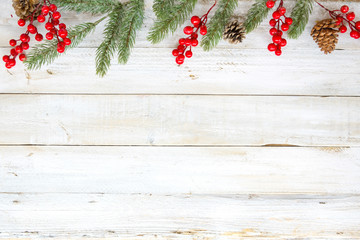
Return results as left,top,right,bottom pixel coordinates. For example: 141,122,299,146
1,1,360,95
1,48,360,95
0,95,359,146
1,146,359,194
0,193,359,239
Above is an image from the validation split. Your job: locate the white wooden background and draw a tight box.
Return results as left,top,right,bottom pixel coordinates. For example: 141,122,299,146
1,0,360,239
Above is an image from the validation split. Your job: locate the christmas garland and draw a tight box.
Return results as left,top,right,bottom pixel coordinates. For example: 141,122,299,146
3,0,360,76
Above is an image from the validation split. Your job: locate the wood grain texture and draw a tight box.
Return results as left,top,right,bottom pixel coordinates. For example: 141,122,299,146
1,146,359,194
0,95,359,146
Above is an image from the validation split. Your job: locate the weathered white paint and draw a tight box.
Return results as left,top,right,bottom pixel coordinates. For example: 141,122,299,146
1,0,360,238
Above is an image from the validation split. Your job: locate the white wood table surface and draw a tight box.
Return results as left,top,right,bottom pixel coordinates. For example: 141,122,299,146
1,0,360,239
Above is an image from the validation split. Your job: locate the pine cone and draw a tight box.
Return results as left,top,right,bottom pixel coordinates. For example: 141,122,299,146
223,20,246,44
12,0,41,20
310,19,340,54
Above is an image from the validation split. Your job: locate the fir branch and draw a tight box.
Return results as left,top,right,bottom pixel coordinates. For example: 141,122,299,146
201,0,238,51
118,0,145,64
51,0,118,15
153,0,176,19
288,0,314,39
96,3,124,77
243,0,270,33
25,17,105,70
148,0,198,44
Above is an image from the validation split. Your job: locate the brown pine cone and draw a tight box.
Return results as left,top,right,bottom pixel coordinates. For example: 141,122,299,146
310,19,340,54
223,20,246,44
12,0,41,20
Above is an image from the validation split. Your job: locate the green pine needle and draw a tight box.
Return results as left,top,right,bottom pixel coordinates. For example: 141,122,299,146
25,17,105,71
288,0,314,39
51,0,118,15
243,0,270,33
153,0,176,19
148,0,198,44
95,3,124,77
118,0,145,64
201,0,238,51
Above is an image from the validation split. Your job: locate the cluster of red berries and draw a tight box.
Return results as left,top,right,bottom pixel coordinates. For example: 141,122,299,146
265,0,292,56
320,4,360,39
172,2,216,65
3,1,69,69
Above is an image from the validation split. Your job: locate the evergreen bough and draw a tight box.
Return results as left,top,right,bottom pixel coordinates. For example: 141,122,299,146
288,0,314,39
244,0,270,33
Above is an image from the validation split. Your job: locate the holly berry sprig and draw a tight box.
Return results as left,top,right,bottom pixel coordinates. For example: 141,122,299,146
172,1,217,65
3,0,69,69
265,0,293,56
316,2,360,39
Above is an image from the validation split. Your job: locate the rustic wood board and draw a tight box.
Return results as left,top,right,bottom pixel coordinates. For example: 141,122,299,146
0,0,360,239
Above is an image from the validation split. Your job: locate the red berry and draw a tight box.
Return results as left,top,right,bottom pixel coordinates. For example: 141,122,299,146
191,39,198,47
200,25,207,35
18,19,26,26
280,38,287,47
46,32,54,40
275,48,282,56
15,45,23,53
356,21,360,30
57,47,65,53
191,16,201,26
21,42,29,50
177,45,185,53
63,38,71,46
272,11,281,19
179,38,186,45
184,26,193,35
10,49,17,56
42,5,50,15
279,7,286,15
58,29,68,38
58,41,65,49
272,35,281,44
37,15,45,23
50,28,57,34
184,38,191,46
49,4,57,12
340,5,349,13
52,19,59,26
52,11,61,20
339,25,347,33
35,33,43,41
281,23,289,31
185,50,193,58
19,54,26,61
45,22,53,30
346,12,355,21
277,30,283,36
191,32,198,39
9,39,17,46
268,43,276,51
175,58,184,65
266,0,275,8
59,23,66,29
177,54,185,61
269,19,276,27
2,55,9,62
8,59,16,66
285,17,293,25
27,24,36,32
5,62,12,69
172,49,179,56
269,27,277,35
350,30,360,39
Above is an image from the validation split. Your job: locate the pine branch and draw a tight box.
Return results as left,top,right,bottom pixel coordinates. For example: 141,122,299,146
288,0,314,39
243,0,270,33
153,0,176,19
96,3,124,77
51,0,118,15
148,0,198,44
118,0,145,64
201,0,238,51
25,17,105,70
